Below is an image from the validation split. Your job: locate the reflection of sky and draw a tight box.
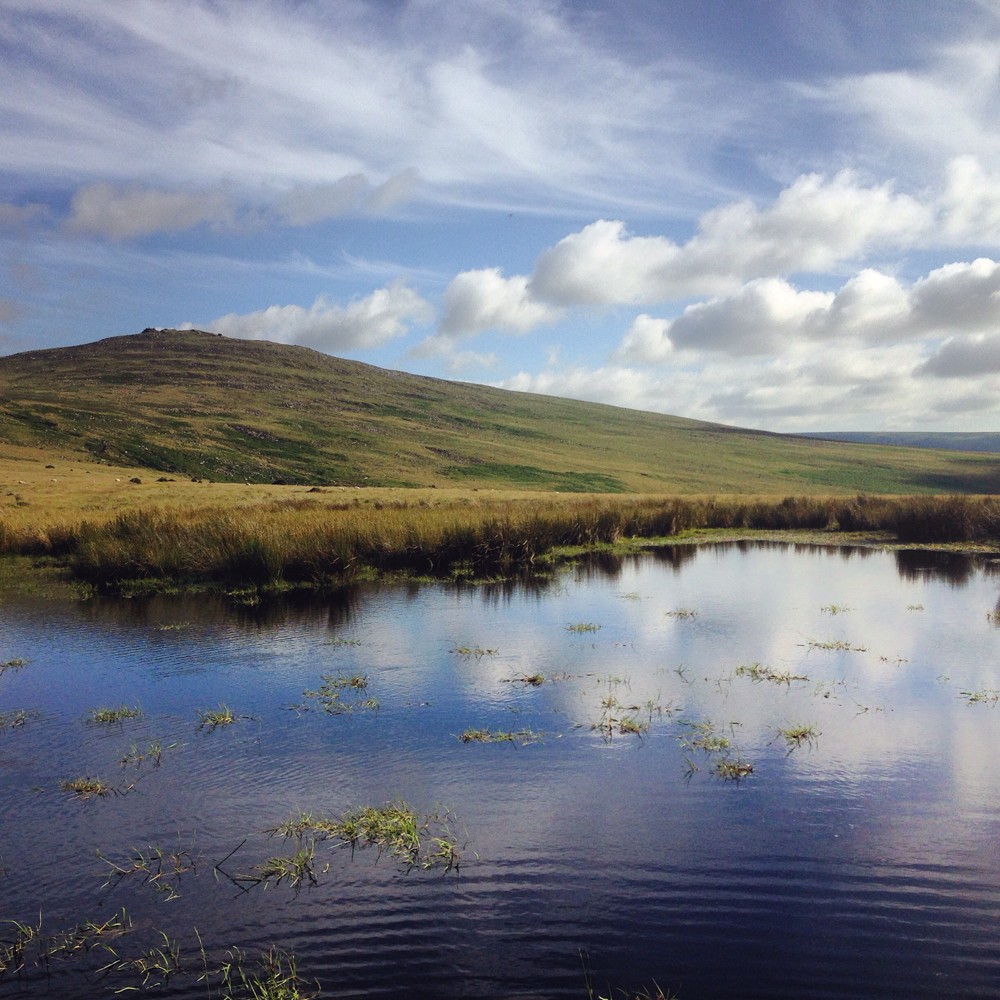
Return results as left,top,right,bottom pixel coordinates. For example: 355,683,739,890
2,543,1000,999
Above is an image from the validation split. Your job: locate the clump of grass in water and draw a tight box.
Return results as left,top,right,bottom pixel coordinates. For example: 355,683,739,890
196,704,238,731
119,738,182,768
450,644,498,657
0,658,27,676
100,842,199,900
335,802,463,873
664,608,697,619
820,604,852,614
713,758,754,781
88,703,142,725
243,843,319,893
61,776,113,800
502,672,545,686
960,688,1000,705
805,638,868,652
295,672,378,714
775,723,821,752
458,727,542,744
200,943,319,1000
735,662,809,685
566,622,601,632
261,803,465,875
0,916,40,977
0,708,38,731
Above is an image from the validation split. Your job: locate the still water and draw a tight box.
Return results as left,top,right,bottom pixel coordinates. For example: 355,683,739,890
1,542,999,999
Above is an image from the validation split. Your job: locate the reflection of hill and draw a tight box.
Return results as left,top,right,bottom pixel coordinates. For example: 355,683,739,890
894,550,981,586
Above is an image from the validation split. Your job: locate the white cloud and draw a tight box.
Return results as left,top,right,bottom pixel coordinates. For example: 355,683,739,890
66,183,234,239
439,267,561,337
191,282,433,353
531,220,685,305
920,335,1000,377
826,41,1000,171
938,155,1000,243
615,259,1000,363
531,171,930,307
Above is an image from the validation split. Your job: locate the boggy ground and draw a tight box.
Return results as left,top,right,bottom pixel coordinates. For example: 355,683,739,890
1,448,999,598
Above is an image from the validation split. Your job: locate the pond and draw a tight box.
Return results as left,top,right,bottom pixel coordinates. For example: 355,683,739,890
1,541,999,999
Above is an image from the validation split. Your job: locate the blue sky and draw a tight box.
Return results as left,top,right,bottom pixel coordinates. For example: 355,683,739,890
3,0,1000,431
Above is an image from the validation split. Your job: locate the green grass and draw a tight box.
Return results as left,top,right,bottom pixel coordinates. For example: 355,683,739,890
196,704,238,730
2,327,1000,494
88,703,142,725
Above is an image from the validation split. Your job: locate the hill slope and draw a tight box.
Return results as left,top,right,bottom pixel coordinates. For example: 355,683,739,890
0,328,997,494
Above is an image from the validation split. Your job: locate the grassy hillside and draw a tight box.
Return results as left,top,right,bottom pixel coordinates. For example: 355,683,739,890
0,327,998,494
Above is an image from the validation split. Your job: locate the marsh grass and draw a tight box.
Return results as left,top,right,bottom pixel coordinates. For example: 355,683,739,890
960,688,1000,705
820,604,852,614
119,738,182,768
242,844,319,893
100,843,199,900
735,662,809,685
332,802,463,872
0,708,38,731
87,703,142,725
0,658,27,676
566,622,601,632
805,639,868,652
664,608,697,619
0,917,40,977
201,943,319,1000
99,929,182,990
713,759,754,781
458,727,542,744
503,672,545,686
295,673,377,714
450,645,499,657
262,803,465,875
197,704,239,730
61,777,114,800
13,493,997,596
775,723,821,752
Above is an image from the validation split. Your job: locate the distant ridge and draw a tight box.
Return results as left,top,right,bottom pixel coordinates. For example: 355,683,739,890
0,327,998,494
799,432,1000,454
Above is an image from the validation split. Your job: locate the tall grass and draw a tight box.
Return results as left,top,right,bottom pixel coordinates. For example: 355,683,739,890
3,493,999,592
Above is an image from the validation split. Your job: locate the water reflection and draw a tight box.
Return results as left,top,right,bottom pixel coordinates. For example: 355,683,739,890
1,543,999,1000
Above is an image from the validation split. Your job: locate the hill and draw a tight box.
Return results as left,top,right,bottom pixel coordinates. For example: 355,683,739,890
0,327,998,494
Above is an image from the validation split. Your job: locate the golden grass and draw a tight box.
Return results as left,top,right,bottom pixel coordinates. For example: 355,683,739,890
2,451,1000,595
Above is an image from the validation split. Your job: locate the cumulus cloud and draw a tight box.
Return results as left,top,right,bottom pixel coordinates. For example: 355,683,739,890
67,183,234,239
191,282,433,353
615,259,1000,362
438,267,562,337
531,171,930,307
920,335,1000,377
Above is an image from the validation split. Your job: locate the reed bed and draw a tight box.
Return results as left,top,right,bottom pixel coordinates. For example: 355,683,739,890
2,493,999,592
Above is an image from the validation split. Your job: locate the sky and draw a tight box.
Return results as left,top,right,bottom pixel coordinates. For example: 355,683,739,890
3,0,1000,432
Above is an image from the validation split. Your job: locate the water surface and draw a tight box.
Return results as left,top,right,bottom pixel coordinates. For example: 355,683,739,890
1,542,999,999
